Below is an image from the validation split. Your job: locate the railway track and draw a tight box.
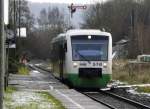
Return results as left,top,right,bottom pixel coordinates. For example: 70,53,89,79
82,90,150,109
29,63,150,109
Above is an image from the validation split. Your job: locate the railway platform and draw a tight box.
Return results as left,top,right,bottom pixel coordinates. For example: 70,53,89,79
49,88,109,109
8,64,109,109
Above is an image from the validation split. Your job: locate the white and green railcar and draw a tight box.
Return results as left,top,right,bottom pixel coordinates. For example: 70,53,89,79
51,29,112,88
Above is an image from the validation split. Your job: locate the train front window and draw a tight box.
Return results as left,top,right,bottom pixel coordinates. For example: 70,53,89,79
71,35,108,61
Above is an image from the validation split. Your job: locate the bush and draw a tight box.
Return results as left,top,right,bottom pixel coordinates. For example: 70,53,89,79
18,65,29,75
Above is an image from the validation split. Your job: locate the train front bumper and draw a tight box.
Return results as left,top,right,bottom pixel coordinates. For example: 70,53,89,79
67,73,111,88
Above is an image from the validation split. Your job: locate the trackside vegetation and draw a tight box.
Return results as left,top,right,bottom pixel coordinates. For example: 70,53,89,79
136,86,150,93
18,65,29,75
112,60,150,84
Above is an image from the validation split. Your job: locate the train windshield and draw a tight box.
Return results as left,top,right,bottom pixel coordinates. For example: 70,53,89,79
71,35,108,61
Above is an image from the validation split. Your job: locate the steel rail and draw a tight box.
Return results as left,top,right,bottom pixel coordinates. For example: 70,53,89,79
99,90,150,109
82,92,117,109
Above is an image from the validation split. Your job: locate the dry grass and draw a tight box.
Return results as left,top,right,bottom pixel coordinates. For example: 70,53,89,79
136,86,150,93
112,59,150,84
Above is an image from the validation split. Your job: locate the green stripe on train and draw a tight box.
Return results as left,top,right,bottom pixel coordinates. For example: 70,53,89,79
67,73,111,88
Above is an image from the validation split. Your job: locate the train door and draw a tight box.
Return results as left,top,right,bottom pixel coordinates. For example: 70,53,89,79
59,44,64,80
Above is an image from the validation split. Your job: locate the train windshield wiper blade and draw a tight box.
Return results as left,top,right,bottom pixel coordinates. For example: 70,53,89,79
75,49,91,64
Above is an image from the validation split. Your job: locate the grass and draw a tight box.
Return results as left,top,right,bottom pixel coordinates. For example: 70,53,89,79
4,86,65,109
39,92,65,109
18,65,29,75
4,86,17,104
136,86,150,93
5,86,17,93
112,59,150,84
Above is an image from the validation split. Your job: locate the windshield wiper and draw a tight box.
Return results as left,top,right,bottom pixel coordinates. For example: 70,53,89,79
75,49,91,64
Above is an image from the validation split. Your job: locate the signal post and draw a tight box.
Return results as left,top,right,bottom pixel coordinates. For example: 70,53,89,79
68,3,87,18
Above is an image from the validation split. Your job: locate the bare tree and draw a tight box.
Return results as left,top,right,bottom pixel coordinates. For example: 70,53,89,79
82,0,150,58
27,7,66,59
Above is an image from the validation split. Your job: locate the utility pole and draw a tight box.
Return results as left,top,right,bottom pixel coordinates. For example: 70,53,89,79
0,0,5,108
67,3,87,29
18,0,21,58
14,0,16,57
19,0,21,38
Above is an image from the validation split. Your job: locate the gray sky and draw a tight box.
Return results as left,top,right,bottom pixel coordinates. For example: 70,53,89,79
27,0,107,28
27,0,104,4
4,0,9,24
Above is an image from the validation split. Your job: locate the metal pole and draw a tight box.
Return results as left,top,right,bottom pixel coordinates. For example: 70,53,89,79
5,26,9,90
14,0,16,58
68,5,71,29
19,0,21,38
0,0,5,108
17,0,21,60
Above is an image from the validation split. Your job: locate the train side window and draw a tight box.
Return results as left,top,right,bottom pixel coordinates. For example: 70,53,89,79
64,42,67,52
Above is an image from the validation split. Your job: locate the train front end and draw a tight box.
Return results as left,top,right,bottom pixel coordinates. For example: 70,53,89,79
66,30,112,88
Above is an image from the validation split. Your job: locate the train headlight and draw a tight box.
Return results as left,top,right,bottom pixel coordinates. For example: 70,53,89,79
103,63,107,68
88,35,92,39
73,62,78,67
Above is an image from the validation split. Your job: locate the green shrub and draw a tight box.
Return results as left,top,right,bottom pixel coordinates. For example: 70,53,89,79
18,65,29,75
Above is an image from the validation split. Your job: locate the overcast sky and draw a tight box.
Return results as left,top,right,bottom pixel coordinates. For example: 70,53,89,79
27,0,104,4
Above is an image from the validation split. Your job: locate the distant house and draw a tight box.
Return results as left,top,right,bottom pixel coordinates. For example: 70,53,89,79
113,39,129,59
5,29,16,48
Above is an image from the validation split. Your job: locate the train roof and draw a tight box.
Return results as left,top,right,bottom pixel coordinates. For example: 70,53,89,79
66,29,111,36
51,33,66,43
51,29,111,43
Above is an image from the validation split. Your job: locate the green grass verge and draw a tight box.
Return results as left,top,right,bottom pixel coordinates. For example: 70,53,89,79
39,92,65,109
136,86,150,93
4,86,17,105
5,86,17,93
